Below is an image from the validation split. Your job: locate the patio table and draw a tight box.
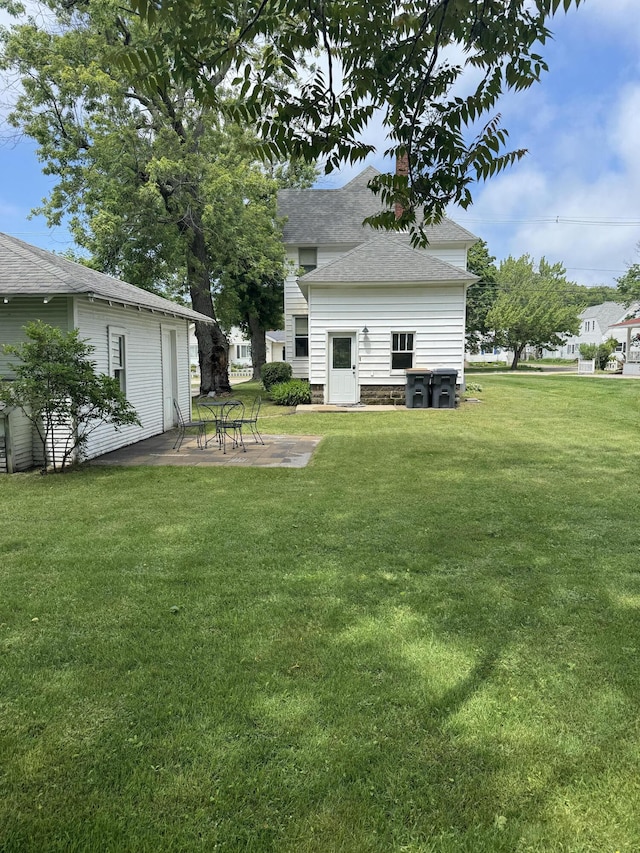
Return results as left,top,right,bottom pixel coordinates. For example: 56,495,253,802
197,398,242,449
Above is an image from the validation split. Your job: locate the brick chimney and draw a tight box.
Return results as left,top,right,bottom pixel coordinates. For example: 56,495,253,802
394,151,409,220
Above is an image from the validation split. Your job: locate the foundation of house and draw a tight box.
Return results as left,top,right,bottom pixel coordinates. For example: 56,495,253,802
310,384,408,406
359,384,406,405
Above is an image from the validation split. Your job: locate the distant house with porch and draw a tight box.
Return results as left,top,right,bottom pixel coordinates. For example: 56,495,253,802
608,316,640,376
554,302,632,359
0,233,213,473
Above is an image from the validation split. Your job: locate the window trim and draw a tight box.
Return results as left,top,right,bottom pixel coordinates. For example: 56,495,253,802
391,331,415,371
293,316,309,358
298,247,317,274
108,326,127,393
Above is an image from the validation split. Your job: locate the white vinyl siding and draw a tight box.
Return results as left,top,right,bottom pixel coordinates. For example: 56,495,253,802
308,284,466,386
284,249,308,377
424,246,467,270
74,297,191,460
0,407,34,473
284,244,360,377
108,326,127,393
0,297,72,377
1,294,195,470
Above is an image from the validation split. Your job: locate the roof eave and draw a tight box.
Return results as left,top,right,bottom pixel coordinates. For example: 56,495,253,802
299,276,476,295
0,288,215,324
88,293,214,323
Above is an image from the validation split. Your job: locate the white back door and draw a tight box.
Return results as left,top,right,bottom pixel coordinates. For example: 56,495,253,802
328,333,358,404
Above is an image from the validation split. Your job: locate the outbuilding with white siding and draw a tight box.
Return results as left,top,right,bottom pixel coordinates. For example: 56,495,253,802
278,166,478,404
0,233,214,471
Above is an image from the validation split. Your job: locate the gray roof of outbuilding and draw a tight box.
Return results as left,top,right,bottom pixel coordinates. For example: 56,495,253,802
0,232,214,323
299,235,478,285
266,329,285,342
278,167,478,246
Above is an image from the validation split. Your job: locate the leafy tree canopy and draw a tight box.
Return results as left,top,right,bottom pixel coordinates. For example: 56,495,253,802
569,283,620,307
0,0,308,392
120,0,584,243
486,254,582,369
465,238,499,352
616,261,640,308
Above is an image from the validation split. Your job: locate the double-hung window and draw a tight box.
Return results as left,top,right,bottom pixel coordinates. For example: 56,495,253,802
391,332,414,370
108,326,127,393
294,316,309,358
236,344,251,360
298,248,317,274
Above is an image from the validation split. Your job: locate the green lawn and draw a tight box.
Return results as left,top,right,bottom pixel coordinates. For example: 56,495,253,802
1,375,640,852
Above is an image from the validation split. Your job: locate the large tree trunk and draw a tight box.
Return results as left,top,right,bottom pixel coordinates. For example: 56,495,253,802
247,313,267,381
186,227,232,395
510,344,525,370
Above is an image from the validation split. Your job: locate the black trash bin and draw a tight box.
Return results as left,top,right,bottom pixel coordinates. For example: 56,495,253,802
431,368,458,409
405,369,432,408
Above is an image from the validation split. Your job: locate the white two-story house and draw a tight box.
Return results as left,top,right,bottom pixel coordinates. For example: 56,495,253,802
556,302,631,359
277,166,478,404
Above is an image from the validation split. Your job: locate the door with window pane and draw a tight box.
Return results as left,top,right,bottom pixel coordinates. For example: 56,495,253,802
328,333,358,404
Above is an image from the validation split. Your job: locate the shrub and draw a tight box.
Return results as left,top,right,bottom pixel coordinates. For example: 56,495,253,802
0,321,140,472
270,379,312,406
261,361,292,390
579,337,619,370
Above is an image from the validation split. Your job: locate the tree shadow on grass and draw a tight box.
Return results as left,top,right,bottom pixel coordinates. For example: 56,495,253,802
3,426,640,851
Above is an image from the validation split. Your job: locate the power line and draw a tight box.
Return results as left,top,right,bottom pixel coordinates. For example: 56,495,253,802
457,215,640,227
564,266,626,274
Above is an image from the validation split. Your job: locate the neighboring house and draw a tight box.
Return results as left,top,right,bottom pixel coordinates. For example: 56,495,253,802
189,325,253,378
0,233,213,472
265,330,286,363
228,326,252,368
189,326,250,382
466,345,511,365
189,325,286,385
277,166,478,404
555,302,630,358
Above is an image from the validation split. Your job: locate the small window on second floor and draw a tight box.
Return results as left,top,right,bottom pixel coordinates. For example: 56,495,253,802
298,247,317,274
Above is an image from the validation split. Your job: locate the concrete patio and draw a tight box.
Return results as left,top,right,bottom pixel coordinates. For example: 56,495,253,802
89,430,323,468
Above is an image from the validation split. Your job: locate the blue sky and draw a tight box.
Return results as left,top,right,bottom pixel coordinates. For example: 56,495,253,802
1,0,639,287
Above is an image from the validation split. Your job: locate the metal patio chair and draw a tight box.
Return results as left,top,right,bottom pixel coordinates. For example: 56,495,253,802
215,400,246,454
239,396,264,445
172,399,206,451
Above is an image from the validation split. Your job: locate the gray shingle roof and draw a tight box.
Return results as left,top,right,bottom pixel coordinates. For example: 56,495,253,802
580,301,627,330
341,166,382,189
299,235,478,285
0,232,214,323
278,167,478,246
266,329,285,342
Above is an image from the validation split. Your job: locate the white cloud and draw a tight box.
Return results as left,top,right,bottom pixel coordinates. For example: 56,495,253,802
457,77,640,285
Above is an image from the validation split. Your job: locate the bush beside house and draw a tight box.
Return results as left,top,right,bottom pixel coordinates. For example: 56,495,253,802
261,362,292,391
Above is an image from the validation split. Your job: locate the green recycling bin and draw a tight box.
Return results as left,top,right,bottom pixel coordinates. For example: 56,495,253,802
431,368,457,409
405,369,432,408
